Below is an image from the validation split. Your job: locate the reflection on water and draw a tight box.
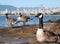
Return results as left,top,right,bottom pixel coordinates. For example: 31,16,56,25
0,36,32,44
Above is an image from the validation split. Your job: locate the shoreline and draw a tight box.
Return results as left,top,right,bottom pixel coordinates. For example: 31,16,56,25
0,14,60,16
0,24,60,44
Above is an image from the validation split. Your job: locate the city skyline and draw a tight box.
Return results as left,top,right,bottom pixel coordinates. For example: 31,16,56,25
0,0,60,8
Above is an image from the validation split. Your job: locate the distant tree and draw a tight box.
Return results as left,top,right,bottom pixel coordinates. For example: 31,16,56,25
51,12,60,15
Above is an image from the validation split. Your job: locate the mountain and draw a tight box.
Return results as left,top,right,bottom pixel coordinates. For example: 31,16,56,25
0,5,40,11
19,7,40,10
0,5,17,11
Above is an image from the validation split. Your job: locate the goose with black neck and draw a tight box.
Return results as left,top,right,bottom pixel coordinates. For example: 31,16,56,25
35,13,60,43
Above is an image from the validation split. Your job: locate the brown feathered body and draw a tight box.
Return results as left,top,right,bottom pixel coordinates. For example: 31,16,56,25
6,18,16,25
19,16,31,22
16,13,32,25
36,13,59,43
5,13,17,26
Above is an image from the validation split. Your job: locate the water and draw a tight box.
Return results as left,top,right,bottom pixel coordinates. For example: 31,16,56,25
0,15,60,27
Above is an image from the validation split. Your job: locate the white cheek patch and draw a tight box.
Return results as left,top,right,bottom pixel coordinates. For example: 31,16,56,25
17,17,21,21
39,14,42,18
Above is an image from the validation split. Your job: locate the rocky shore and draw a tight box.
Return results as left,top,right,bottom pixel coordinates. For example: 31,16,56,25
0,24,60,44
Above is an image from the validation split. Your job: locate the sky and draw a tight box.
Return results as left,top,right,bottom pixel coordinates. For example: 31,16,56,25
0,0,60,8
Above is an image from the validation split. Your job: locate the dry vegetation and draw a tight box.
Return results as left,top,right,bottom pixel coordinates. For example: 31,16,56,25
0,24,60,44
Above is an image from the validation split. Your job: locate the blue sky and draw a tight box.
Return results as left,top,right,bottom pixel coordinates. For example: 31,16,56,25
0,0,60,8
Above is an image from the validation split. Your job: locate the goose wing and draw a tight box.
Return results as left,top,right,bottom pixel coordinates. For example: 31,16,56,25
20,16,30,22
44,30,57,36
6,18,16,23
22,16,30,19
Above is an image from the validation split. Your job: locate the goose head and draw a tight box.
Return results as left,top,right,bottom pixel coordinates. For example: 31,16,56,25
35,13,43,19
5,13,8,16
35,13,43,29
19,13,22,17
5,13,8,18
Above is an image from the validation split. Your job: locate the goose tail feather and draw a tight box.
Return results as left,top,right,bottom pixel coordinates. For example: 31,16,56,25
57,33,60,38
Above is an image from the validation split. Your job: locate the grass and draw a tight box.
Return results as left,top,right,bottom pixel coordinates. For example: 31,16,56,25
0,24,60,44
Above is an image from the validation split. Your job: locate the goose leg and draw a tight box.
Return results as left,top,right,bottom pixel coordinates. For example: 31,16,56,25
10,24,13,27
7,23,12,27
23,22,25,26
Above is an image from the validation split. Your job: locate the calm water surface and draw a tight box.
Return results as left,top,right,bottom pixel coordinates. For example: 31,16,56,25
0,15,60,27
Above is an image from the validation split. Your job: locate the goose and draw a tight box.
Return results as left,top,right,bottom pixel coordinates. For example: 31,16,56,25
35,13,60,43
5,13,17,26
16,13,32,25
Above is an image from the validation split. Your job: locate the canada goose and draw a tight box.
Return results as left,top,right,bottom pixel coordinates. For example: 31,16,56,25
35,13,60,43
16,13,32,25
5,13,17,26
